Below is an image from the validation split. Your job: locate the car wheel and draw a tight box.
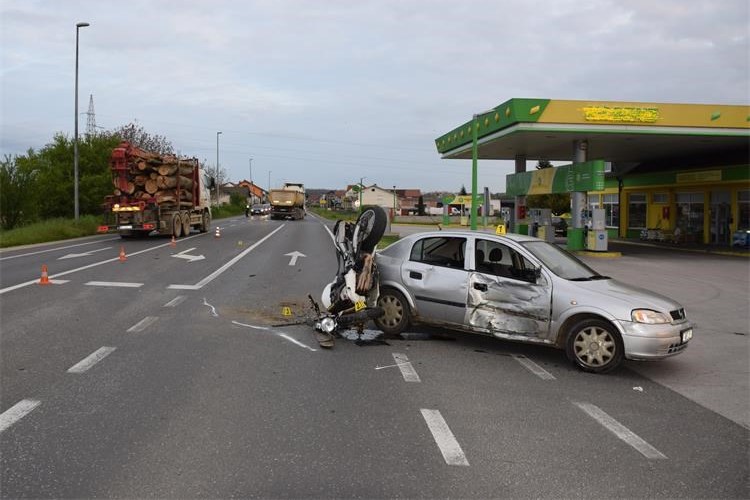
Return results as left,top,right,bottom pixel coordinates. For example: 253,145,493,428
374,288,410,336
565,319,624,373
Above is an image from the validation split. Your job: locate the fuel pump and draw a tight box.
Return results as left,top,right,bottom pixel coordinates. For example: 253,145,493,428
585,208,608,251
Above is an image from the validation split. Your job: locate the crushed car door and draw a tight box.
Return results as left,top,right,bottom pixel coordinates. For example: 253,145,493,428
467,239,552,340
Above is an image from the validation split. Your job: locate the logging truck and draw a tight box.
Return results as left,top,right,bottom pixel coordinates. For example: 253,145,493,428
98,141,215,238
269,183,305,220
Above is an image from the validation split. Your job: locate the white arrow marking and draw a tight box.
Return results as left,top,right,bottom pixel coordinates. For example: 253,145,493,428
172,247,205,263
58,247,112,260
285,251,306,266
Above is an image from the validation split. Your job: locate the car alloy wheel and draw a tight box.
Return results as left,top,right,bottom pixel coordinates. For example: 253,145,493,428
566,319,624,373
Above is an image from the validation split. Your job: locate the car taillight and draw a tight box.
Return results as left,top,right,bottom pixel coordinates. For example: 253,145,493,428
143,223,155,230
97,226,109,233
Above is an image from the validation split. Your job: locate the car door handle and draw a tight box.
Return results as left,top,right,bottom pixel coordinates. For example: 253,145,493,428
473,283,488,292
409,271,423,280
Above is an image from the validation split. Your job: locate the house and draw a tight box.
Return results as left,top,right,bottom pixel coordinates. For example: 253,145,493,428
237,180,267,204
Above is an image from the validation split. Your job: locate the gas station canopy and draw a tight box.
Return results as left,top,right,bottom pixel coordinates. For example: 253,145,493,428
435,98,749,163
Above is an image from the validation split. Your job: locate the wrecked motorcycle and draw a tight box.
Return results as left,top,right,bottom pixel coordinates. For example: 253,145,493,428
309,205,388,347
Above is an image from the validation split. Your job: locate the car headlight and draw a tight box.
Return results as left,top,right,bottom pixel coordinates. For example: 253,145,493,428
631,309,670,324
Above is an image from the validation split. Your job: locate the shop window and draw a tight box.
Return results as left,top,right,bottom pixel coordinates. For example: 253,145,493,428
652,193,668,204
676,192,704,238
603,194,619,228
739,190,750,229
628,193,647,229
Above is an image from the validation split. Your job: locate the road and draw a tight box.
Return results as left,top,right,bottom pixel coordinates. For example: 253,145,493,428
1,215,748,498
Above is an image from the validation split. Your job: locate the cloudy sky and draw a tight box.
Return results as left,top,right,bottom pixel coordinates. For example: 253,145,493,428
1,0,748,192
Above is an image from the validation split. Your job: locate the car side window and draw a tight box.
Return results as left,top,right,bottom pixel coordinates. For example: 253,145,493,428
410,236,466,269
475,239,538,283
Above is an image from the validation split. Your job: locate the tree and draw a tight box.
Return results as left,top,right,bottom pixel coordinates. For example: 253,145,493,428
459,185,467,195
0,154,37,229
536,159,553,169
112,122,174,155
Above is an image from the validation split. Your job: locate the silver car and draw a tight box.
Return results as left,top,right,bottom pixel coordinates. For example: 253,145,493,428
373,231,693,373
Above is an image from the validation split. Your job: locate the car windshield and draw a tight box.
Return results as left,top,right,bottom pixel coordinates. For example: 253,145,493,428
252,204,263,209
521,241,608,281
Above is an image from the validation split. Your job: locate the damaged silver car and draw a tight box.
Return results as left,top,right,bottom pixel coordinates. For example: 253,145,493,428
373,231,693,373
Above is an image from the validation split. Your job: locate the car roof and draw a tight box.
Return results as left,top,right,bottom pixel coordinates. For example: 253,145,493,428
395,230,539,244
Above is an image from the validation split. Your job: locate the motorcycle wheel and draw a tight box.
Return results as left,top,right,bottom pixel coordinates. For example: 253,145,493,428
353,206,387,254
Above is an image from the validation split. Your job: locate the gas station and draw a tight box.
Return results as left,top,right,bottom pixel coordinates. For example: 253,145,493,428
435,98,750,251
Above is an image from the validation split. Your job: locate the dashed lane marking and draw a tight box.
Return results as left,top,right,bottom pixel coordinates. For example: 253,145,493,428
85,281,144,288
67,346,116,374
163,295,187,307
574,401,667,460
392,353,421,382
512,354,556,380
420,409,470,466
126,316,159,333
0,399,41,434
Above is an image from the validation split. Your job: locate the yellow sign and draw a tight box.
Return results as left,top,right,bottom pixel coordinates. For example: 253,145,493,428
676,170,722,183
495,224,506,235
281,306,292,317
354,300,366,312
583,106,659,123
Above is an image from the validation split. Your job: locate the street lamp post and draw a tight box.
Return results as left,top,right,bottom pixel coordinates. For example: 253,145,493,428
73,21,89,220
248,157,253,202
359,177,366,213
268,170,272,200
215,131,222,205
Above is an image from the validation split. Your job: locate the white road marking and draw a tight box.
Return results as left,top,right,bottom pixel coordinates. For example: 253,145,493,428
47,280,70,285
58,247,112,260
420,409,470,466
202,298,219,317
0,399,41,433
164,295,187,307
574,402,668,460
285,251,306,266
392,353,421,382
512,354,556,380
0,235,201,295
0,238,119,261
168,225,285,290
231,320,317,352
67,346,116,374
172,247,205,262
85,281,144,288
127,316,159,333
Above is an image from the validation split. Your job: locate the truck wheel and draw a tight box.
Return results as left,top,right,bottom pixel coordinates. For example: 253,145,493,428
172,214,182,238
181,212,191,236
565,318,624,374
199,211,210,233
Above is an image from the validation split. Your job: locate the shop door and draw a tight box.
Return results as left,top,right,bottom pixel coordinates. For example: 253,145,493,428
710,191,731,245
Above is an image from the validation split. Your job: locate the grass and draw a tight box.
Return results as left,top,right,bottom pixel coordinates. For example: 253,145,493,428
308,206,359,221
0,216,103,248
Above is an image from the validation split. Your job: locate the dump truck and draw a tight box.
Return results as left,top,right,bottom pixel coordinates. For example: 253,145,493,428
269,183,305,220
98,141,214,238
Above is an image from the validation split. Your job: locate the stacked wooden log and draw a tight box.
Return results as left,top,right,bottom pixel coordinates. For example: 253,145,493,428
112,146,197,207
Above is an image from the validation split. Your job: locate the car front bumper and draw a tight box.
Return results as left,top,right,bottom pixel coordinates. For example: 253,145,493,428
618,320,693,361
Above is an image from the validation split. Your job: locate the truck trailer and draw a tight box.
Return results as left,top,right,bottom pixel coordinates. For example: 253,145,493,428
98,141,214,238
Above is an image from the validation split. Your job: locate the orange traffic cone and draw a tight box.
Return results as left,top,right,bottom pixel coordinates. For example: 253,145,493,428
39,264,51,285
119,246,127,262
214,226,221,238
170,235,176,247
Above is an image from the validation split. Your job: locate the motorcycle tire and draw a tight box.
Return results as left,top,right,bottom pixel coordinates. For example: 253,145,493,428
337,307,385,327
353,206,387,255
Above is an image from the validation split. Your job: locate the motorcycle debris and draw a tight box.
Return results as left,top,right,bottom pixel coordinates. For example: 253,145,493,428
315,331,335,348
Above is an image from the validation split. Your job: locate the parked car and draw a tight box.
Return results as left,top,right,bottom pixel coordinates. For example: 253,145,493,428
374,231,693,373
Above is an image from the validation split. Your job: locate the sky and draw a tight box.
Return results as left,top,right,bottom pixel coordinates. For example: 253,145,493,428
1,0,748,193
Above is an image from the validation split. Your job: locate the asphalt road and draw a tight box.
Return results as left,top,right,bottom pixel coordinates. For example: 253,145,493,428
1,215,748,499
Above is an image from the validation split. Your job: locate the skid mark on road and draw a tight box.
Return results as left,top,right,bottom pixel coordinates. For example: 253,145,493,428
232,320,317,352
127,316,159,333
512,354,556,380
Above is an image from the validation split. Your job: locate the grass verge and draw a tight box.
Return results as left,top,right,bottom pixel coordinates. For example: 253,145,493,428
0,216,102,248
